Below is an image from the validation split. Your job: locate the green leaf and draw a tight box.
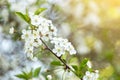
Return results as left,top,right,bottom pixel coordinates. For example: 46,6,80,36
69,57,78,65
51,61,62,66
34,8,46,15
16,12,31,23
88,68,93,72
79,58,88,70
22,71,27,76
28,69,33,79
72,65,81,77
33,67,41,77
100,65,114,79
15,74,27,79
72,65,78,71
22,71,32,79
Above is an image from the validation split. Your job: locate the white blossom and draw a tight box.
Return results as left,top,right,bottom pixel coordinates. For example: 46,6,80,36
51,37,76,57
21,13,58,59
9,27,14,34
29,12,57,41
21,12,76,59
47,75,52,80
32,30,40,39
52,45,65,57
21,29,32,40
21,29,41,59
87,61,92,68
83,13,100,26
83,71,99,80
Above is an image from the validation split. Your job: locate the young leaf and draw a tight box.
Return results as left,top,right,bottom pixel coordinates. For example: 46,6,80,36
51,61,62,66
72,65,78,71
22,71,28,77
79,58,88,70
69,57,78,65
27,69,33,79
34,8,46,15
15,12,31,23
15,74,27,79
33,67,41,77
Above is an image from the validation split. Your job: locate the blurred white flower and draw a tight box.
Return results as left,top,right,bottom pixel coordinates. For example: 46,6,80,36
89,1,99,13
59,23,71,37
94,40,102,53
47,75,52,80
83,13,100,26
1,8,9,22
87,61,92,68
1,39,14,53
74,3,84,19
83,70,99,80
77,45,90,55
0,26,2,32
9,27,14,34
8,0,37,13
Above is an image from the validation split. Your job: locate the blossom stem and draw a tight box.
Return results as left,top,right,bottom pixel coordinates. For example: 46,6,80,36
40,38,81,80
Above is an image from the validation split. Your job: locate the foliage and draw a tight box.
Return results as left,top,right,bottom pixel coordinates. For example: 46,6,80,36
15,67,41,80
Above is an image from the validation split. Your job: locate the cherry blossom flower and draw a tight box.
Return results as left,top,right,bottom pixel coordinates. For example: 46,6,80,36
21,11,76,60
87,60,92,68
47,75,52,80
9,27,14,34
83,70,99,80
51,37,76,56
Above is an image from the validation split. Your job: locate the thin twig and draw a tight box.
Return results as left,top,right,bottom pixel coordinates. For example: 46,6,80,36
40,38,81,80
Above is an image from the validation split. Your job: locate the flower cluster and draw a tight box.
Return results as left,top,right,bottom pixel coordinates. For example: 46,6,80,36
83,70,99,80
83,60,99,80
21,29,42,58
21,12,76,59
51,37,76,57
29,12,57,41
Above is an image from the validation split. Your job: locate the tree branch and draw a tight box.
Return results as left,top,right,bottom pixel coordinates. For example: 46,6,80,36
40,38,81,80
